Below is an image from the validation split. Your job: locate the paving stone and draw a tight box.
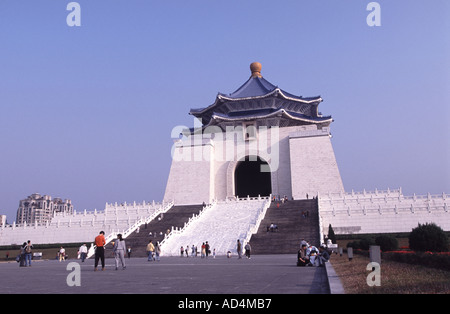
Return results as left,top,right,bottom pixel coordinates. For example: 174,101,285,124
0,254,330,295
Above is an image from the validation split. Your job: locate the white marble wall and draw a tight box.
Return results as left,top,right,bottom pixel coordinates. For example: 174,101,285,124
164,139,215,205
164,124,344,205
319,189,450,235
289,127,345,200
0,201,164,245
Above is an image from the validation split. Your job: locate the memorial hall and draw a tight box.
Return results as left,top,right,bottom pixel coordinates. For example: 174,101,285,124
1,63,448,257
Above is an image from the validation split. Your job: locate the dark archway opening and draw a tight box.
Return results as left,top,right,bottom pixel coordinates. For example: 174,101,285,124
234,156,271,198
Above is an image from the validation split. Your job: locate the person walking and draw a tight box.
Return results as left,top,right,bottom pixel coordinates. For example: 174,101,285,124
146,240,155,261
113,234,126,270
24,240,33,267
94,231,106,271
18,242,27,267
237,240,242,259
201,243,206,258
154,241,161,262
79,243,88,262
127,246,132,259
244,242,252,259
205,241,210,258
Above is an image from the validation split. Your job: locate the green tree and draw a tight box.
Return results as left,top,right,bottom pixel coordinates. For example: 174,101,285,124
409,223,449,252
375,235,398,252
327,224,336,244
358,236,375,250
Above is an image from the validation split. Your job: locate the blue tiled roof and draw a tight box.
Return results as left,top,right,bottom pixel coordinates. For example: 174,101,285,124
217,76,320,102
188,68,330,130
220,76,277,98
190,76,322,116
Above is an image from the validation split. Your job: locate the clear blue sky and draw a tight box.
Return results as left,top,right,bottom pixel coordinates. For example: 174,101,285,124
0,1,449,222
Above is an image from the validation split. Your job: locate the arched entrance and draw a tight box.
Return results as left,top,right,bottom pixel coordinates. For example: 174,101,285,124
234,156,271,198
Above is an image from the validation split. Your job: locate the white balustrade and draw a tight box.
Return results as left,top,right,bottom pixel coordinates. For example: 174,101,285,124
318,187,449,235
160,197,271,256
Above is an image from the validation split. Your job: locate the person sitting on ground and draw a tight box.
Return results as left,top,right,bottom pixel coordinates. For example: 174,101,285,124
317,246,330,267
269,223,278,232
307,245,319,266
306,245,318,256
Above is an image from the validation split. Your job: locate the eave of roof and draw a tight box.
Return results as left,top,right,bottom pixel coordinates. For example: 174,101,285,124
208,108,332,124
190,86,322,117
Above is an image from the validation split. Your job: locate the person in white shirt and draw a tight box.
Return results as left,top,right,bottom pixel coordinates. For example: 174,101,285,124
59,247,66,262
78,243,88,262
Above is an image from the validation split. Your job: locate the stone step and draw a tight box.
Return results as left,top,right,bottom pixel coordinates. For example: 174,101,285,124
249,199,320,255
124,204,204,257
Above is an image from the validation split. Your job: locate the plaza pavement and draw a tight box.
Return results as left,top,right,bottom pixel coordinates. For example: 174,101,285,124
0,254,335,295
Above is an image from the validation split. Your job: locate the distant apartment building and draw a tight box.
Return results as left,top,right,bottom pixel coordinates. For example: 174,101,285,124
16,193,74,225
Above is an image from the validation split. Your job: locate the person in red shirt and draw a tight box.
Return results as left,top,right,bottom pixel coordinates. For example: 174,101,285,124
94,231,106,271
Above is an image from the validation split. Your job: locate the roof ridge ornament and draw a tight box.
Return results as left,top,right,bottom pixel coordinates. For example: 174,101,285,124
250,62,262,78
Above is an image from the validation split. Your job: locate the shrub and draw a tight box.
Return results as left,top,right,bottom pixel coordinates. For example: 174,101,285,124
409,223,449,252
358,236,375,250
375,235,398,252
346,236,375,250
382,251,450,271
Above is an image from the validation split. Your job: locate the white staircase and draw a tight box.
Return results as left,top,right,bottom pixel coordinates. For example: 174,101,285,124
160,197,271,256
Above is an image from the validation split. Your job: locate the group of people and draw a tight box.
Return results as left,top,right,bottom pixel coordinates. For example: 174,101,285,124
16,234,327,271
180,241,212,258
17,240,33,267
17,232,257,271
92,231,155,271
93,231,128,271
178,240,253,259
297,239,330,267
146,239,161,261
272,195,290,203
235,240,252,259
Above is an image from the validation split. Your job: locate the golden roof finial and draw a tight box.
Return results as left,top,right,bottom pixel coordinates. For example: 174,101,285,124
250,62,262,78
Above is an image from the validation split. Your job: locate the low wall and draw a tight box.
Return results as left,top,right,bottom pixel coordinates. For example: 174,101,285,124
0,201,167,245
319,189,449,236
